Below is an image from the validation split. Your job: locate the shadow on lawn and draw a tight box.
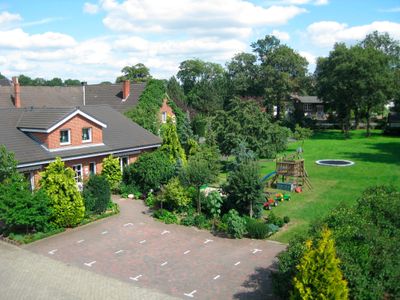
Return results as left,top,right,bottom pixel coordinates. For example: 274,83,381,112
233,263,279,300
340,142,400,164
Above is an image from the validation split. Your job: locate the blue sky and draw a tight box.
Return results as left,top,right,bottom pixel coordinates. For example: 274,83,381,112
0,0,399,83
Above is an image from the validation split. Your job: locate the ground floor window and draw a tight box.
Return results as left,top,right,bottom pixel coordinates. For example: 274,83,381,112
72,164,83,182
119,156,129,170
89,162,96,175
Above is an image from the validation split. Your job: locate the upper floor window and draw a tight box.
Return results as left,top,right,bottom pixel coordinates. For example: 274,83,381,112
82,127,92,143
162,112,167,123
60,129,70,145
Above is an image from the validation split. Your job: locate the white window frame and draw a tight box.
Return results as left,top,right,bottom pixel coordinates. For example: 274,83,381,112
72,164,83,182
119,156,129,170
303,104,313,112
162,111,167,123
60,129,71,145
89,161,96,175
82,127,92,143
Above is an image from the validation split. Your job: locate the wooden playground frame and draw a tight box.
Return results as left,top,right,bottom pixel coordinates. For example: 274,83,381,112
272,156,312,190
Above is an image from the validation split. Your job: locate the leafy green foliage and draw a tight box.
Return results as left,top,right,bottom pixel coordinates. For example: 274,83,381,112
291,228,349,300
223,161,264,218
0,175,52,233
40,158,84,227
161,177,191,211
160,117,187,164
212,98,290,158
116,63,151,83
17,74,81,86
153,209,179,224
82,175,111,214
226,209,247,239
123,150,175,193
101,155,122,192
125,79,164,134
119,183,141,199
246,218,269,239
0,145,18,183
293,124,313,141
273,185,400,299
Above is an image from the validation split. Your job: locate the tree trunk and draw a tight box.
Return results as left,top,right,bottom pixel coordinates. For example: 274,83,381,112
354,107,360,129
197,187,201,214
276,103,281,120
366,108,371,137
249,201,253,218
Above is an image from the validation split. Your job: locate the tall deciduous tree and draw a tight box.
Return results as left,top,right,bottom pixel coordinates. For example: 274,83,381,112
291,228,349,300
116,63,151,83
40,158,85,227
252,35,308,120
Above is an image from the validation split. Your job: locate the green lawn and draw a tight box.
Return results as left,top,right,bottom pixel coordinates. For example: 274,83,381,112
259,130,400,243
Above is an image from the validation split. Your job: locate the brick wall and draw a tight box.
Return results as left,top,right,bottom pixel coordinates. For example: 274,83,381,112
159,98,175,123
32,114,103,150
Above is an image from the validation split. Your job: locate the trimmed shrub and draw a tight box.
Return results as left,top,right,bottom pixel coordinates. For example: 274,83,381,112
145,192,156,207
82,175,111,214
153,209,178,224
162,177,191,211
101,155,122,192
226,209,247,239
283,216,290,224
119,183,141,199
194,214,210,229
246,218,269,239
268,212,285,227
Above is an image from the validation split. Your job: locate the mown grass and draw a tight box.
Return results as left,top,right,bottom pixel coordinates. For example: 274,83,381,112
260,130,400,243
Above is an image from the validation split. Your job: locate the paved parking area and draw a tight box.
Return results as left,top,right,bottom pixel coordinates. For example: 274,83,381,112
25,197,286,299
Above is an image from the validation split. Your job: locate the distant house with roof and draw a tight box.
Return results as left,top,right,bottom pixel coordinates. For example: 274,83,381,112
0,77,175,123
292,95,326,120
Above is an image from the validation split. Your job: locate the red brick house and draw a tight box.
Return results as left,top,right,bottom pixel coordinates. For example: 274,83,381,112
160,98,176,124
0,104,161,189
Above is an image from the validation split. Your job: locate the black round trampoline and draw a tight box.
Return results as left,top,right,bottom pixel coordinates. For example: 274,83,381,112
315,159,355,167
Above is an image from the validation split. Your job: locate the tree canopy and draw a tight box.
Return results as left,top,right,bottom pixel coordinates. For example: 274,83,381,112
116,63,151,83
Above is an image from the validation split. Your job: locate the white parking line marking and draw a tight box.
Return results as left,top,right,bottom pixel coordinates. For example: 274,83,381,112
252,249,262,254
84,261,96,267
161,230,170,235
184,290,197,298
184,250,191,255
213,275,220,280
114,250,124,254
48,249,57,255
161,261,168,266
129,275,142,281
234,261,241,266
101,231,108,235
204,239,213,244
77,239,85,244
139,240,146,244
123,223,133,227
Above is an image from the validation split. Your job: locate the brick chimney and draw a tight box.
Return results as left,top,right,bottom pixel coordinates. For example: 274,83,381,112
122,80,130,101
12,76,21,108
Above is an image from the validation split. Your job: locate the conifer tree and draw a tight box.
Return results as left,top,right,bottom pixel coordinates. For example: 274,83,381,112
160,117,187,164
101,155,122,191
40,158,84,227
291,228,349,300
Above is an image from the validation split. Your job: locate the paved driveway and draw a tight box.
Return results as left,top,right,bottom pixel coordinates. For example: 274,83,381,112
25,197,286,299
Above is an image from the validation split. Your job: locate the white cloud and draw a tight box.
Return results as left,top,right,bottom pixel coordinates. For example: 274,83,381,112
0,11,22,27
271,29,290,41
306,21,400,47
0,29,77,49
299,50,316,65
83,2,100,14
99,0,306,38
379,7,400,13
273,0,328,5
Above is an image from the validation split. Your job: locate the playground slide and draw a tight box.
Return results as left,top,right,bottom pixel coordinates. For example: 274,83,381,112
261,171,277,182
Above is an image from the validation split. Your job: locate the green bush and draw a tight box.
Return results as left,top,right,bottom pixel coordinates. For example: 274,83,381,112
40,158,84,227
267,223,280,235
123,150,175,193
283,216,290,224
153,209,178,224
145,192,156,207
101,155,122,192
194,214,210,229
119,183,141,199
246,218,269,239
0,175,52,234
226,209,247,239
82,175,111,214
293,124,313,140
161,177,191,211
267,212,285,227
